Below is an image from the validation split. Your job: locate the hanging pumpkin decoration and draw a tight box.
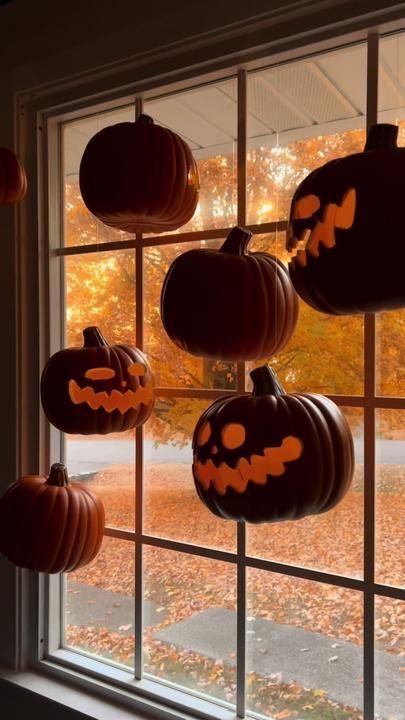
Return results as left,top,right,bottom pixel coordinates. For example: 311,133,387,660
0,463,104,573
287,123,405,314
41,326,155,435
161,226,299,361
192,366,354,523
0,147,27,205
79,114,200,234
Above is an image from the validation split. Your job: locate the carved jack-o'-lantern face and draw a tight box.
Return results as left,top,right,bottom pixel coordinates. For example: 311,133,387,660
194,420,303,495
192,366,354,524
287,188,356,267
68,361,153,414
286,124,405,315
41,327,155,435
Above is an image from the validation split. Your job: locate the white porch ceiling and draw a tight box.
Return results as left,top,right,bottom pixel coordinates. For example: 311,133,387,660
64,37,405,178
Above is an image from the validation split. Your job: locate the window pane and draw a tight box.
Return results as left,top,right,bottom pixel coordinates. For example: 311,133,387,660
376,310,405,397
247,233,364,395
64,249,136,347
63,106,134,247
65,537,135,669
144,397,236,551
376,33,405,396
247,408,364,578
144,80,236,234
144,239,237,388
375,595,405,720
65,435,135,531
247,45,366,224
376,410,405,588
144,547,236,705
247,569,363,719
379,33,405,144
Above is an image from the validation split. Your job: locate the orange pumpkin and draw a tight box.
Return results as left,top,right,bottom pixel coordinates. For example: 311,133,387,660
0,147,27,205
79,114,199,234
0,464,105,573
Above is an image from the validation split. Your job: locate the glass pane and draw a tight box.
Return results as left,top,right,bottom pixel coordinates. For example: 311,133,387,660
247,569,363,719
144,79,236,234
247,233,364,395
376,410,405,588
379,33,405,145
65,537,135,669
64,249,136,347
144,397,236,552
65,435,135,531
247,44,367,223
144,547,236,705
144,239,237,388
247,408,364,578
376,310,405,397
375,595,405,720
63,106,134,246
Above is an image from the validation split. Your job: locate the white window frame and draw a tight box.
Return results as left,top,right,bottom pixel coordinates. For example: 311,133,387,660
4,9,405,720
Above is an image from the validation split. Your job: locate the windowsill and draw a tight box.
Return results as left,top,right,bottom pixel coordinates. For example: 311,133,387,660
0,666,166,720
0,658,235,720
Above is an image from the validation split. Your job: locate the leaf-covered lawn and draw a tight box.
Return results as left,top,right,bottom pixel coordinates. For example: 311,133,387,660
67,462,404,716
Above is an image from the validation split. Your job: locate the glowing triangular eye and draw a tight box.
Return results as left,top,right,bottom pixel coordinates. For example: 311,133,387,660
85,367,115,380
197,422,211,446
222,423,246,449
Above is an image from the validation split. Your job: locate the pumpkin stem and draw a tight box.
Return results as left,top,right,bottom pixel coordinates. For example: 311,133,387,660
364,123,398,151
136,114,154,125
47,463,69,487
251,365,285,396
220,226,252,255
82,326,109,348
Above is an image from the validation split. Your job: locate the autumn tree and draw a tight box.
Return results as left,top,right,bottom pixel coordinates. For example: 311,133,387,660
65,126,405,443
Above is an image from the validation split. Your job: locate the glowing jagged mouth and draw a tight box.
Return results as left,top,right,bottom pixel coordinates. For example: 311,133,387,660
193,435,303,495
68,379,153,414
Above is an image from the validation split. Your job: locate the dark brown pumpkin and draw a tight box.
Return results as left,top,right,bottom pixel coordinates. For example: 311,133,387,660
192,366,354,523
41,326,154,435
0,463,104,573
287,123,405,314
0,147,27,205
79,114,199,234
161,226,299,361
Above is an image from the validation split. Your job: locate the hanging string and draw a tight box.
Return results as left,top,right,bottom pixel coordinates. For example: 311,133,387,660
392,33,401,136
274,125,280,365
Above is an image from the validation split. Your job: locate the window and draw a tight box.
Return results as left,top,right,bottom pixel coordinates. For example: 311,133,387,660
39,31,405,720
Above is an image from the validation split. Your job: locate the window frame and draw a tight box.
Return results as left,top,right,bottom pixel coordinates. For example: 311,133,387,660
8,16,405,720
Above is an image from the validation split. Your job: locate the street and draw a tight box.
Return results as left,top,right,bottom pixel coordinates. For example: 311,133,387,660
65,437,404,477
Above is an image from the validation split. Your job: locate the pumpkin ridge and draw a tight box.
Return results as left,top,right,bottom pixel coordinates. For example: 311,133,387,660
56,487,81,572
305,394,354,512
45,487,71,573
76,489,100,569
165,128,186,223
28,485,59,572
295,394,336,513
251,253,273,359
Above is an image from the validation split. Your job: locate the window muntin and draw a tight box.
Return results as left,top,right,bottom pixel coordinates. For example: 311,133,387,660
46,33,405,720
